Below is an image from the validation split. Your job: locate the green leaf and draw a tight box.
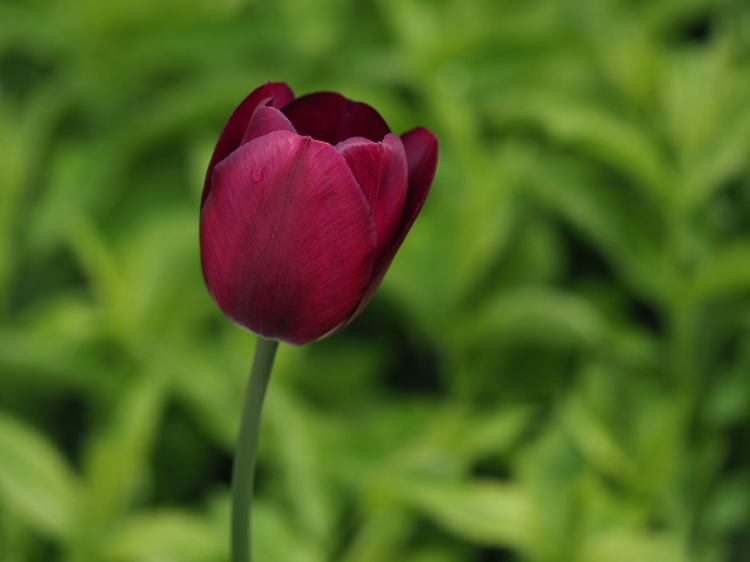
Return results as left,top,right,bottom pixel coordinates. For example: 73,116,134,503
703,472,750,536
393,478,539,552
686,240,750,303
340,508,415,562
82,376,167,526
468,287,610,350
253,501,323,562
106,510,224,562
486,93,674,208
522,151,668,301
451,406,537,462
705,350,750,427
581,530,686,562
265,386,335,544
562,396,639,489
0,412,81,539
683,106,750,212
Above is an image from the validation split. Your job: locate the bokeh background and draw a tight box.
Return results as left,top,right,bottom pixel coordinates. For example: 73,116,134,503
1,0,750,560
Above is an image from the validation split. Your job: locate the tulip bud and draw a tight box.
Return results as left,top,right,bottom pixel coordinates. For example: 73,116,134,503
200,82,438,345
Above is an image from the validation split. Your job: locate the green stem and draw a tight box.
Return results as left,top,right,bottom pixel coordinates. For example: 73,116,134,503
232,337,279,562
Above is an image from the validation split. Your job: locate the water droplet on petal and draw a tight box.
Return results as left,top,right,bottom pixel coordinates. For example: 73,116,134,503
251,169,264,182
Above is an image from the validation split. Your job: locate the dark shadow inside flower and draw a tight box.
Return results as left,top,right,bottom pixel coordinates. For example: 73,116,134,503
281,92,391,145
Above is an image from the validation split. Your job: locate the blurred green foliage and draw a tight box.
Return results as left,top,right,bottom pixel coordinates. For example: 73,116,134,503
1,0,750,560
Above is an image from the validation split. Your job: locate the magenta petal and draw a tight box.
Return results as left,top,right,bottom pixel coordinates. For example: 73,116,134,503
336,134,408,268
352,127,438,315
240,102,297,144
399,127,439,237
201,82,294,207
282,92,390,145
200,131,377,345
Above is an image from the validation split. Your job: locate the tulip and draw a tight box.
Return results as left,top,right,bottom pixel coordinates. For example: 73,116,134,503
200,82,438,345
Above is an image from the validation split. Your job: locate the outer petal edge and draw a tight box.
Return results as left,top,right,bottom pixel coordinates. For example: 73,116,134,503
201,82,294,207
346,126,438,320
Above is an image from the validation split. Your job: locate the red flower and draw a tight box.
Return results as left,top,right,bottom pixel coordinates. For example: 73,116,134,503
200,82,438,345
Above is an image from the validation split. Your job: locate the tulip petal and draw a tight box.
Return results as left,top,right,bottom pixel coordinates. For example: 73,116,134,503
240,102,296,144
336,134,408,268
201,82,294,207
200,131,377,345
352,127,438,314
282,92,390,145
399,127,439,237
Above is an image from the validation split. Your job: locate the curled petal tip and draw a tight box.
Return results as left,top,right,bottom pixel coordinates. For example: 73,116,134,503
201,82,295,207
240,101,297,145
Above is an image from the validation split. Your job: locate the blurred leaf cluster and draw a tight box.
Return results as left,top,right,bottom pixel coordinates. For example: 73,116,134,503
1,0,750,560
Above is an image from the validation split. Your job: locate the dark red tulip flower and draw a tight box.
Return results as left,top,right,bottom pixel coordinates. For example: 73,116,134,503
200,82,438,345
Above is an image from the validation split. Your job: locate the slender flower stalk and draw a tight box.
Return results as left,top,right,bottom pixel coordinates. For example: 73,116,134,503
231,337,279,562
